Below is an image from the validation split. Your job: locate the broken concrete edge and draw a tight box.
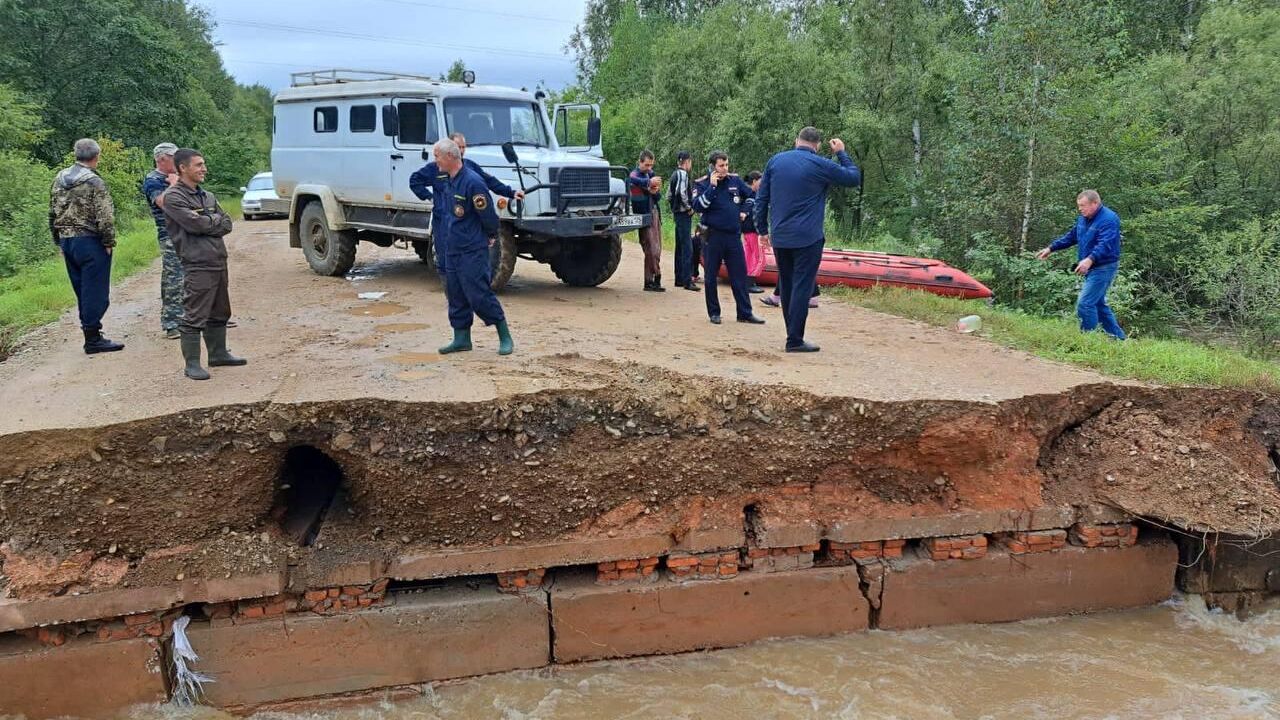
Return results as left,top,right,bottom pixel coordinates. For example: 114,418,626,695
0,504,1135,633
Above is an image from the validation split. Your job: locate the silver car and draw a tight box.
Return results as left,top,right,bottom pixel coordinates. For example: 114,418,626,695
239,172,288,219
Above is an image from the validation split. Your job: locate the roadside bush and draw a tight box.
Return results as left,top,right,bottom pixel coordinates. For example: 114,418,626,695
0,149,55,276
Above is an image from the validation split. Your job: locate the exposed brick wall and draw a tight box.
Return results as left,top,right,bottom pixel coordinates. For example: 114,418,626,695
746,544,820,572
595,558,658,585
667,551,738,581
1070,522,1139,548
995,529,1068,554
15,608,184,647
496,568,547,593
922,534,988,560
827,539,905,563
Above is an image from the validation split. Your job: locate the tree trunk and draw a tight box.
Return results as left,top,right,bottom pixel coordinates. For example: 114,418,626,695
1019,71,1041,256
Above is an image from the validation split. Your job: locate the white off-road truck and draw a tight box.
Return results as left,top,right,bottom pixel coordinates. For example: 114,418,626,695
271,69,648,290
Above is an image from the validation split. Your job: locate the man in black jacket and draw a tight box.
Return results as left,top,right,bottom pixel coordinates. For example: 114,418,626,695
669,151,697,291
161,149,247,380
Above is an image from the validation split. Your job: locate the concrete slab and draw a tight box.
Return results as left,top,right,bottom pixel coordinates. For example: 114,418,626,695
825,506,1077,543
182,580,549,709
550,566,869,663
389,529,744,581
877,537,1177,630
0,636,165,719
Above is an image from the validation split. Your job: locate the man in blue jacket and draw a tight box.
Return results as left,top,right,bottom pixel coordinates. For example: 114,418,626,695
1036,190,1126,340
429,138,515,356
408,132,521,276
755,127,861,352
693,151,766,326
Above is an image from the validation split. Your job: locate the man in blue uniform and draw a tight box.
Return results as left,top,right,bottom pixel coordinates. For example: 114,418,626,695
429,138,514,355
693,151,766,326
755,127,861,352
408,131,521,276
1036,189,1126,339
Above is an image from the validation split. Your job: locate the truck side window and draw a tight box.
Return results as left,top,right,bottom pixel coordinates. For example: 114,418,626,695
314,107,338,133
397,101,439,146
350,105,376,133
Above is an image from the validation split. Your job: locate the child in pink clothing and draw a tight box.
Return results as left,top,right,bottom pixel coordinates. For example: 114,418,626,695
741,171,765,293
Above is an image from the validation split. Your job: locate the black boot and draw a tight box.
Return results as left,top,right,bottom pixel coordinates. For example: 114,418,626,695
82,328,124,355
652,274,666,292
181,330,210,380
204,325,247,367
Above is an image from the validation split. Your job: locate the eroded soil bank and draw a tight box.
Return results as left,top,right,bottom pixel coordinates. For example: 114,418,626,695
1,361,1277,601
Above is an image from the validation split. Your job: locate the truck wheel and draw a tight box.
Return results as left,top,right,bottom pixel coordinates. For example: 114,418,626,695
489,225,518,292
550,235,623,287
412,239,437,273
299,202,356,276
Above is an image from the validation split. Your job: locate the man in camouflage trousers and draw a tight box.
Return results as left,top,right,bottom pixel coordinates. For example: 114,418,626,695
141,143,183,339
48,138,124,354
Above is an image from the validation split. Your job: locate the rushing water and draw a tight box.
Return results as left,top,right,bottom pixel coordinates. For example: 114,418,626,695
127,595,1278,720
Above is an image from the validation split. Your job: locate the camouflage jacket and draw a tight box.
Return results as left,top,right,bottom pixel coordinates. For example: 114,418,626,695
48,163,116,247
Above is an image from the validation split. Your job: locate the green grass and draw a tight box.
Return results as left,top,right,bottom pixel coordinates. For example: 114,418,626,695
830,285,1280,390
0,193,243,359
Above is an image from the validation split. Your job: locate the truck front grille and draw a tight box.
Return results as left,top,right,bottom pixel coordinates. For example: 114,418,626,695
549,167,610,209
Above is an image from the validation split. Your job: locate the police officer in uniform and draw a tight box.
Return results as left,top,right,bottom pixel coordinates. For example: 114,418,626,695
48,138,125,354
141,142,183,339
161,149,247,380
692,151,766,326
756,127,861,352
430,138,515,355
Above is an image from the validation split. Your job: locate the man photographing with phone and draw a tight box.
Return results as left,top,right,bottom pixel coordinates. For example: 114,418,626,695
755,127,861,352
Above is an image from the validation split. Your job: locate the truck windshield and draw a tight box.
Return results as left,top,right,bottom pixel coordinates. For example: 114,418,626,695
444,98,549,148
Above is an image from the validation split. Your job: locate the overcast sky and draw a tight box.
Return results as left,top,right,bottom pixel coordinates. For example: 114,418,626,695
207,0,585,92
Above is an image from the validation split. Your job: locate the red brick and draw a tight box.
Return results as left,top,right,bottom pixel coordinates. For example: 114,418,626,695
800,543,821,552
597,561,616,571
304,590,328,603
639,557,660,568
358,598,373,607
123,613,154,627
263,601,287,617
328,588,341,598
667,556,699,568
143,622,164,637
616,559,640,570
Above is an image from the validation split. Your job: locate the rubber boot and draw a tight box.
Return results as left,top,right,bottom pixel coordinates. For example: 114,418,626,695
439,327,472,354
205,325,247,367
495,321,514,356
82,328,124,354
181,331,210,380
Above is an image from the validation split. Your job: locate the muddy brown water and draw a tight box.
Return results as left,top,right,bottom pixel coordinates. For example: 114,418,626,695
111,596,1279,720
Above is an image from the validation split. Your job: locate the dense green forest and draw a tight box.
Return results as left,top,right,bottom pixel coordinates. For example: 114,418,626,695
0,0,272,276
568,0,1280,352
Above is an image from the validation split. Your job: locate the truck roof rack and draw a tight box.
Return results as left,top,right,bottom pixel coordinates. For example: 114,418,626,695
290,69,439,87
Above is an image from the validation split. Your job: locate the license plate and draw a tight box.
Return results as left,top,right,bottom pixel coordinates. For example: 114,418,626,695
611,214,646,230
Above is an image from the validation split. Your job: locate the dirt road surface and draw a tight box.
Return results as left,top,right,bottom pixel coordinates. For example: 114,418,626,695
0,219,1108,434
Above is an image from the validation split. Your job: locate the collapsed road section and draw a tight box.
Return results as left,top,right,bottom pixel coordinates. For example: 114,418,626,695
1,362,1278,717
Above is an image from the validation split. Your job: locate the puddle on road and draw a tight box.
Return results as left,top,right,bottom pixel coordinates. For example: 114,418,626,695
374,323,429,333
345,302,409,317
388,352,440,365
394,370,435,382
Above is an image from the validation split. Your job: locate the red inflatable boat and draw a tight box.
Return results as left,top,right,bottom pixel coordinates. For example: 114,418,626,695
720,246,993,300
